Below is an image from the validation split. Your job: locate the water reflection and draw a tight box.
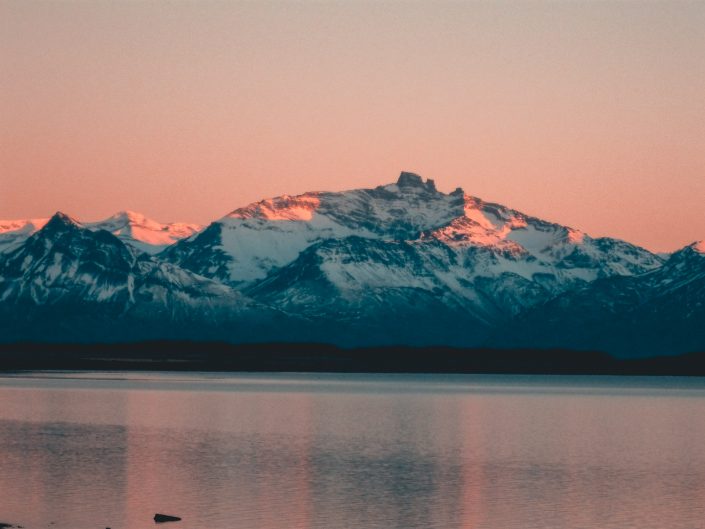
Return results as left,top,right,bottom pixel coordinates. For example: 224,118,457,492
0,373,704,529
0,388,129,529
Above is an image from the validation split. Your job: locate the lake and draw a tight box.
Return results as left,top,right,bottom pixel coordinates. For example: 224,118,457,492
1,372,704,529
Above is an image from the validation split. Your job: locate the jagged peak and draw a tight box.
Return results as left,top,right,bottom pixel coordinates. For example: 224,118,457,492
668,240,705,257
397,171,423,186
687,240,705,254
396,171,438,193
660,240,705,268
25,212,84,241
46,211,81,229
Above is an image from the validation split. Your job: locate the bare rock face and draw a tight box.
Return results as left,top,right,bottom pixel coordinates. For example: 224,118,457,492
396,171,424,187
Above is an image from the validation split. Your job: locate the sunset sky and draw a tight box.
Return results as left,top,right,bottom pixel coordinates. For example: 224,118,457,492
1,0,703,252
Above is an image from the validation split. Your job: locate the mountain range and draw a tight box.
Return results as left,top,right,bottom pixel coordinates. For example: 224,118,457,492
1,172,702,357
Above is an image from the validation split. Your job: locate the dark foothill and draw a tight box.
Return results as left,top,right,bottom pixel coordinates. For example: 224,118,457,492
154,514,182,523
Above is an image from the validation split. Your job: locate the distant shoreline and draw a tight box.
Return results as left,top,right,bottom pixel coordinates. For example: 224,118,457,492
1,341,704,376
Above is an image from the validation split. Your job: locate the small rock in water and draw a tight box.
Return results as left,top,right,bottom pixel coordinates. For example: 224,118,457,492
154,514,181,523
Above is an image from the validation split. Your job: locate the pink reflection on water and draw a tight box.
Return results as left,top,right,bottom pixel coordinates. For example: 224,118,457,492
1,375,705,529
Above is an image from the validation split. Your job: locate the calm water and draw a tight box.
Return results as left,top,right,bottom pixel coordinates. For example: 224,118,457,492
1,372,705,529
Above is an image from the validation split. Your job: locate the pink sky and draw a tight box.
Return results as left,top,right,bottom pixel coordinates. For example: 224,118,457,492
1,1,703,252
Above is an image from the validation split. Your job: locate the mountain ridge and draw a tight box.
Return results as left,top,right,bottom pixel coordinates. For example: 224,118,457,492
0,210,201,255
1,172,701,357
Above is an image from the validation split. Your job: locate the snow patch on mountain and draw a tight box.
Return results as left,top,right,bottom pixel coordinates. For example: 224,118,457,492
0,212,245,312
0,218,49,253
86,210,201,254
1,212,200,255
189,171,469,283
3,172,703,354
215,213,375,284
163,172,662,290
503,238,705,356
228,195,321,221
432,195,590,258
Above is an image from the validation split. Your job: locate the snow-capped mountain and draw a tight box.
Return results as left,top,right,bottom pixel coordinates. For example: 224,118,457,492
0,212,222,306
163,172,662,340
0,211,201,255
164,172,661,290
85,210,201,254
503,240,705,356
0,172,701,355
0,213,291,342
0,218,49,253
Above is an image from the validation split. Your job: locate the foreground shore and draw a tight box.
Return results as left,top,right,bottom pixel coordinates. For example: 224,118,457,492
1,341,704,376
